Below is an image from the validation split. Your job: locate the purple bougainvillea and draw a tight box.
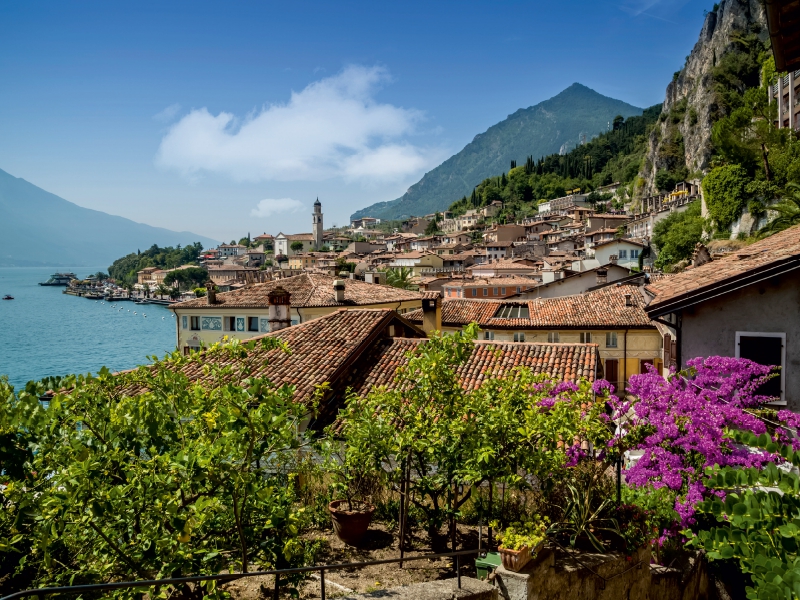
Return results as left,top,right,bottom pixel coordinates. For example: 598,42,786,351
609,356,792,525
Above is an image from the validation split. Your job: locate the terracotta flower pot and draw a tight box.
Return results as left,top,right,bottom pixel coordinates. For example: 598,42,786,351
498,545,531,572
328,500,375,546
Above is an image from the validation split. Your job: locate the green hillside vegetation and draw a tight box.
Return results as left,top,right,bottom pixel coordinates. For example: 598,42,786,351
446,105,662,222
351,83,643,221
654,30,800,270
108,243,205,287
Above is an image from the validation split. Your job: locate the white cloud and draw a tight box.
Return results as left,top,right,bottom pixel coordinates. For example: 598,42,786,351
251,198,304,218
153,103,182,123
155,65,436,183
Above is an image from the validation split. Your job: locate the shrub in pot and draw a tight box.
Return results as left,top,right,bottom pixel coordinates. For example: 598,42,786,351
319,439,381,546
497,518,548,572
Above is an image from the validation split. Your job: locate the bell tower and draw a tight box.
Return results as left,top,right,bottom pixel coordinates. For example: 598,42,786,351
312,198,323,249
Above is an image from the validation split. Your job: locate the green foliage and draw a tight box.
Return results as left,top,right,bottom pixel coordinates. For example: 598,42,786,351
761,183,800,235
424,213,443,236
703,164,749,228
497,517,548,551
334,327,615,537
652,201,704,270
547,484,620,552
385,267,414,289
0,339,315,597
108,243,205,286
290,240,305,252
163,266,209,290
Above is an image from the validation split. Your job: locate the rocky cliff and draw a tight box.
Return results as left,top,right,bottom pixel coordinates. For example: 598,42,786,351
638,0,768,197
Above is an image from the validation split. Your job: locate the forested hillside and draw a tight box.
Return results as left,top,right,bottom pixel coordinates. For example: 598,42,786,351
108,243,205,286
445,105,662,221
351,83,642,221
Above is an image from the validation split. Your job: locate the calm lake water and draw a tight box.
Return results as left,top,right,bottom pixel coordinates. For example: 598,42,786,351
0,267,177,390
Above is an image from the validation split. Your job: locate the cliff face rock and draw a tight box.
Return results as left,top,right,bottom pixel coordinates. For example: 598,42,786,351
638,0,768,197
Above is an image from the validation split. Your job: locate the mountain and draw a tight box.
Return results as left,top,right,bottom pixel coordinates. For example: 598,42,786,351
637,0,768,196
351,83,643,221
0,168,218,268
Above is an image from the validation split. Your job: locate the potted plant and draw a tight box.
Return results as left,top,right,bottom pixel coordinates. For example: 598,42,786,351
547,484,620,552
323,443,381,546
497,517,548,572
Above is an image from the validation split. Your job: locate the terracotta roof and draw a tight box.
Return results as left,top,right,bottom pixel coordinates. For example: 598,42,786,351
592,238,645,249
442,276,539,289
129,308,598,430
405,285,654,329
279,233,315,241
645,225,800,314
172,272,424,309
340,339,598,401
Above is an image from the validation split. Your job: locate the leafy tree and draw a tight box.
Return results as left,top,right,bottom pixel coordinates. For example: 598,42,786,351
163,267,209,291
0,339,316,597
290,241,305,253
385,267,414,289
652,201,704,270
424,213,442,236
703,164,749,229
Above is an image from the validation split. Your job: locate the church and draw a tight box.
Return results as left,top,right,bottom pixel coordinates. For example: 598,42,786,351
273,198,324,256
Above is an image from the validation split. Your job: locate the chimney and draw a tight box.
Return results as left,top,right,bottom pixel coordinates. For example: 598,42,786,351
624,292,633,307
609,254,618,265
596,268,608,286
205,281,217,305
267,286,291,332
333,279,346,302
420,292,442,335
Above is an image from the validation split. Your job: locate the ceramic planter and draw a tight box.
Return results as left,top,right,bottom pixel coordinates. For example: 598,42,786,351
328,500,375,546
498,541,544,572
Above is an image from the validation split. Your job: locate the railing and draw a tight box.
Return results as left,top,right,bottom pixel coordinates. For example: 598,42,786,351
0,548,481,600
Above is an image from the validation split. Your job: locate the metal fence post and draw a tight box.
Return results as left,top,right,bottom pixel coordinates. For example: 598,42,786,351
320,569,326,600
456,554,461,589
273,573,279,600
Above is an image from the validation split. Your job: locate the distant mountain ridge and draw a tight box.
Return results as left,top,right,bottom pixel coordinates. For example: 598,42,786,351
0,168,218,267
351,83,643,221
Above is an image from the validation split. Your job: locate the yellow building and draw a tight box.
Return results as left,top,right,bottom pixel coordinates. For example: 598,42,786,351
170,272,424,353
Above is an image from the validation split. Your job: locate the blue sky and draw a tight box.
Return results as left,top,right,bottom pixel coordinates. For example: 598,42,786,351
0,0,710,243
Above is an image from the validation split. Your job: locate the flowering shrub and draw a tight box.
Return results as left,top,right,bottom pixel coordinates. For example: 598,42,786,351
609,356,781,525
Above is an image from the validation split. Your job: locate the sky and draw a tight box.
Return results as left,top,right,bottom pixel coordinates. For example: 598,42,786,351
0,0,711,243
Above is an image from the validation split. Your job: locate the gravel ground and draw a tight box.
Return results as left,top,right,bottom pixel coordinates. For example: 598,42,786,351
223,522,484,599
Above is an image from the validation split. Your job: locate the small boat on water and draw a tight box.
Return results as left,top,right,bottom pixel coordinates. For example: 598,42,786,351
39,272,76,286
2,295,13,300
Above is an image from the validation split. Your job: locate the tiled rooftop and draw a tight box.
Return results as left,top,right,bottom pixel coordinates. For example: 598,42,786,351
128,308,598,429
405,284,654,329
441,276,540,289
173,272,424,309
645,224,800,312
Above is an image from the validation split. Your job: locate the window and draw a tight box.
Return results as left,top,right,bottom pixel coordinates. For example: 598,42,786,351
483,288,488,296
513,332,526,342
494,305,530,319
631,249,640,259
493,288,498,295
248,316,259,332
736,332,786,403
224,316,236,331
619,249,628,259
472,288,477,297
606,332,618,348
484,331,495,340
190,316,200,331
580,332,592,343
517,287,521,293
501,287,506,295
547,332,560,343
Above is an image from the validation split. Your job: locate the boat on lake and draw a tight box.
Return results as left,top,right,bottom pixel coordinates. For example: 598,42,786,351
39,272,77,286
2,295,13,300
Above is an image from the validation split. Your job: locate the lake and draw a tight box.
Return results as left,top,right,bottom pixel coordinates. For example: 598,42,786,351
0,266,177,390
